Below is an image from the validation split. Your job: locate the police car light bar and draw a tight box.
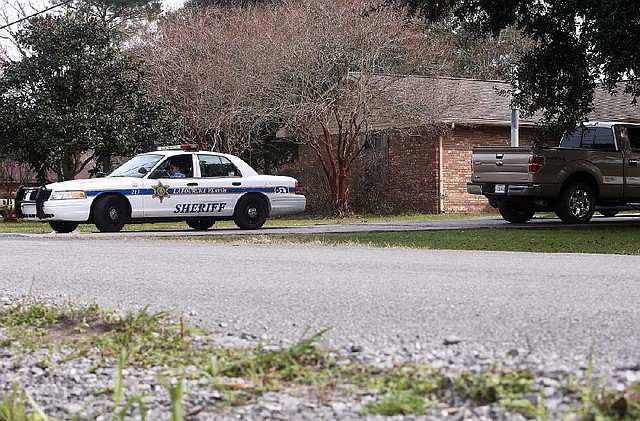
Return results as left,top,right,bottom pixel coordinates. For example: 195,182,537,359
155,144,200,151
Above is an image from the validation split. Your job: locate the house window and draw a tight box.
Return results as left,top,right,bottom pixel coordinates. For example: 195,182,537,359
362,132,389,157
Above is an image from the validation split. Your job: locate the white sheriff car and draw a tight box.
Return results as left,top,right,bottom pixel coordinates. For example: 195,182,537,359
15,145,306,233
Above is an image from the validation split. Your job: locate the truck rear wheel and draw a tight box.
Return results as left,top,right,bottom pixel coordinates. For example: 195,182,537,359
555,182,595,224
498,201,535,223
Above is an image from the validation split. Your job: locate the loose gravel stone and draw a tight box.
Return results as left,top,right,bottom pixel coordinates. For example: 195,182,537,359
1,293,639,420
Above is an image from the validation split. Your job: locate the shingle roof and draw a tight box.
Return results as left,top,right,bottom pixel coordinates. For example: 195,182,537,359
276,74,640,137
374,74,640,127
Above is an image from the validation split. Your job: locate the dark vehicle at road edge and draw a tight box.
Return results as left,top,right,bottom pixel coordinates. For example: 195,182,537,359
467,122,640,224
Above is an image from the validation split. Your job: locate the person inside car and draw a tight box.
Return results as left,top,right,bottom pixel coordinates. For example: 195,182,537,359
169,163,186,178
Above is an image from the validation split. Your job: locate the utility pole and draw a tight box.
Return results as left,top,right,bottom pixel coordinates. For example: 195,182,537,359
511,70,520,147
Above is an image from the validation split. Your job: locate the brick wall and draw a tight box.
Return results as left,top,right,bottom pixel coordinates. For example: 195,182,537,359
296,132,440,214
441,125,535,213
385,132,439,213
295,144,331,214
296,125,538,215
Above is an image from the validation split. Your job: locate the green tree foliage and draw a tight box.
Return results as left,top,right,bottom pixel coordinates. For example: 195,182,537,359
0,13,175,183
392,0,640,134
71,0,162,29
443,26,533,81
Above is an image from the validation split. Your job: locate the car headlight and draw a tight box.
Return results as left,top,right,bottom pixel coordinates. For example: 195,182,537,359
50,191,87,200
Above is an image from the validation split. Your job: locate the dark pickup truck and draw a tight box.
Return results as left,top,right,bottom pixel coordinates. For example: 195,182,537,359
467,122,640,223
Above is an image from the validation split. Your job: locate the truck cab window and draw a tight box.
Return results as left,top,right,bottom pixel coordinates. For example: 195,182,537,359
628,127,640,152
561,127,615,150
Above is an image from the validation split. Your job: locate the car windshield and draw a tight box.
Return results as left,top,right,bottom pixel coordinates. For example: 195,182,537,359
109,154,163,178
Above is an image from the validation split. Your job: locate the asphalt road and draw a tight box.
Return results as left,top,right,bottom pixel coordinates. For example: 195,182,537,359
3,230,640,368
12,213,640,237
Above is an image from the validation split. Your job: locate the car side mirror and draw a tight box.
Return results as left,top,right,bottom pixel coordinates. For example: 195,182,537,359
138,167,148,175
96,171,106,178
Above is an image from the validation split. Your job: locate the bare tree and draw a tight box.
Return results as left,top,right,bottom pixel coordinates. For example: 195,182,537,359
139,0,456,215
0,159,32,221
0,0,42,62
138,6,279,154
267,0,454,215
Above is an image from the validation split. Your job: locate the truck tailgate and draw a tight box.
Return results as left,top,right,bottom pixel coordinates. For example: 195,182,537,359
471,147,533,184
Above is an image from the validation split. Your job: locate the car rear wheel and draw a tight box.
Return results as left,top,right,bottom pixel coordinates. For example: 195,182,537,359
555,182,595,224
186,219,215,230
233,195,268,230
498,201,535,223
49,221,79,233
93,195,128,232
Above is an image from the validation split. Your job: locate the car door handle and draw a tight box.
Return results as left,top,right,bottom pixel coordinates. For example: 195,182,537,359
630,159,638,166
232,182,241,186
187,183,198,186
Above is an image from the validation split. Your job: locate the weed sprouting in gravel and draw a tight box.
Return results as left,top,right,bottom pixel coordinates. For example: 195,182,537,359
0,300,62,329
576,357,640,421
0,383,52,421
1,299,640,420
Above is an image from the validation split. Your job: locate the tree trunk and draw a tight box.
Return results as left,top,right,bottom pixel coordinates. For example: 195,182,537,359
328,165,349,217
60,154,77,181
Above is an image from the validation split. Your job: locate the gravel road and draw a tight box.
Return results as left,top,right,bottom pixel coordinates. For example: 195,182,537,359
3,232,640,420
3,235,639,368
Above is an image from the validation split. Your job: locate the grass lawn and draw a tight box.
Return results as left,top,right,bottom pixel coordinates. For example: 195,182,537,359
174,226,640,255
4,214,640,255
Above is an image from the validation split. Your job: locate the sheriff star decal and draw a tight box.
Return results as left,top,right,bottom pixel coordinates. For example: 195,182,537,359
152,181,171,203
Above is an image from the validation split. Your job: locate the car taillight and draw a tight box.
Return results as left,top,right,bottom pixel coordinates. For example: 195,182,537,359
295,180,300,194
528,155,545,173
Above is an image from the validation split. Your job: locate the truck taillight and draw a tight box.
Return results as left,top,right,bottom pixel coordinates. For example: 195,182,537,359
528,155,545,173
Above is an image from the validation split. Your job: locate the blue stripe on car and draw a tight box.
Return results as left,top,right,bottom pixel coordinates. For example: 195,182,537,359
84,187,289,197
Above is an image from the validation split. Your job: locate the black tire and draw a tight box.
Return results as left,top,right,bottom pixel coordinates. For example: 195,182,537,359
93,195,128,232
233,195,268,230
555,182,595,224
49,221,79,233
498,201,535,223
186,219,215,231
599,210,619,217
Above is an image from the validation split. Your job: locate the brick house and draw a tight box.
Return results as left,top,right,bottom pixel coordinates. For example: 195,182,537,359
0,151,96,198
293,75,640,214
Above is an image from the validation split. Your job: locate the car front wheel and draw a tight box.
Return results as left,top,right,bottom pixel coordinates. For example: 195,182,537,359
93,195,128,232
233,195,268,230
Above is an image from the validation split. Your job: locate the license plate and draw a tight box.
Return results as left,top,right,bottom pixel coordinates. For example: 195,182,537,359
494,184,506,194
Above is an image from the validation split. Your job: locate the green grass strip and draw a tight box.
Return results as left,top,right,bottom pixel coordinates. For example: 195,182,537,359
179,226,640,255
